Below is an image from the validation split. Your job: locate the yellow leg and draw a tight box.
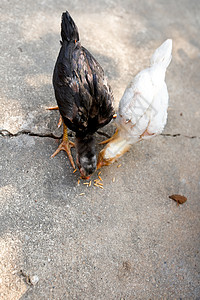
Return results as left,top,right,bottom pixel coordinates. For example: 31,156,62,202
51,122,75,169
99,129,119,145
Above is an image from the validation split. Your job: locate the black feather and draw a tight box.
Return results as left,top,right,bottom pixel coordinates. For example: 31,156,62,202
53,11,114,175
61,11,79,43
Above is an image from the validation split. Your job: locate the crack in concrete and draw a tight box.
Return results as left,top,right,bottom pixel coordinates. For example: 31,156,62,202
0,129,62,139
161,133,199,139
96,131,111,138
0,129,199,140
0,129,110,139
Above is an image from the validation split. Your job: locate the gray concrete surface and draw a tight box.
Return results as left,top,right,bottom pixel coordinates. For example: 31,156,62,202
0,0,200,299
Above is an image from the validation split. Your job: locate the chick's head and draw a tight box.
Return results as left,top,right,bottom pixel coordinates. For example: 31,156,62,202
76,135,96,179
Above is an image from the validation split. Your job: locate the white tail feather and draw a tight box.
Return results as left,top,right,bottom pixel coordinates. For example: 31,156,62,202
150,39,172,69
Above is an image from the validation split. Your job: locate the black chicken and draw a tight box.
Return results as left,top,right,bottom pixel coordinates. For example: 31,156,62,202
51,11,114,179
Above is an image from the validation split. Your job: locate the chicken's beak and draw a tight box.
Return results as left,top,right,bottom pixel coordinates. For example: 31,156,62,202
79,168,91,180
81,175,91,180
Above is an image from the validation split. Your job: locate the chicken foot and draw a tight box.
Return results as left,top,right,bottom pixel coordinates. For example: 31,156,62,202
51,122,75,169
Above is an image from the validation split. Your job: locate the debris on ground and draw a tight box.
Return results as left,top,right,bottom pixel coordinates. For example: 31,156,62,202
20,270,39,286
169,194,187,205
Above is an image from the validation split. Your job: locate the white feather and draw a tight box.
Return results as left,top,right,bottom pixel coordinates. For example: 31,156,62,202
104,39,172,160
151,39,172,69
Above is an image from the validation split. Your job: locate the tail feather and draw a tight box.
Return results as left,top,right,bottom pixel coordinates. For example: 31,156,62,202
61,11,79,43
150,39,172,69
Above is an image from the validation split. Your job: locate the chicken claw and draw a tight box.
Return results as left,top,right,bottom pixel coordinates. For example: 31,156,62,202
51,123,75,169
57,115,62,128
46,106,62,128
46,106,59,110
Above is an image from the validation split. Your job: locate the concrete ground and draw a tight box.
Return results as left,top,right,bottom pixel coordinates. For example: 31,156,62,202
0,0,200,299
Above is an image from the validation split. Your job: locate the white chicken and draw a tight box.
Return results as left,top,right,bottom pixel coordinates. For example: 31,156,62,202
97,39,172,168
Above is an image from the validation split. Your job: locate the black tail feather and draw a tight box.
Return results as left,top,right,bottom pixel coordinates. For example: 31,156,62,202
61,11,79,43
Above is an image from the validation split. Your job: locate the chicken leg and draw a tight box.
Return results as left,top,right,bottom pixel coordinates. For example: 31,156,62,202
99,129,119,145
51,122,75,169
